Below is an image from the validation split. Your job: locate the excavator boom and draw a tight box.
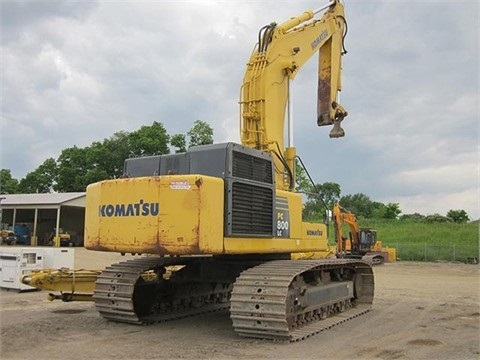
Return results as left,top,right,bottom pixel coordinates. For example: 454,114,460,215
240,0,348,189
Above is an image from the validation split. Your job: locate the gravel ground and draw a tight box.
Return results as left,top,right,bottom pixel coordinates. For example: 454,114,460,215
0,248,479,360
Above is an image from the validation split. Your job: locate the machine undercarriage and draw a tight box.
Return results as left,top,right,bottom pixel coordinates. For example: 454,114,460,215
93,256,374,341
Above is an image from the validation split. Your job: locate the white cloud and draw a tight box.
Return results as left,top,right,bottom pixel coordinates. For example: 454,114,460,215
390,162,477,193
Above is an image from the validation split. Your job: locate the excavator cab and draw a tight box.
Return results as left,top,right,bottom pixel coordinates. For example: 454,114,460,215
359,228,377,253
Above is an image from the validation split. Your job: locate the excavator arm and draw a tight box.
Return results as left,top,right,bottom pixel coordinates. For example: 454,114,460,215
332,202,360,257
240,0,348,190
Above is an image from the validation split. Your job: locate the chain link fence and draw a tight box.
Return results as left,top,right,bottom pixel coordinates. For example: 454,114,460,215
394,243,479,263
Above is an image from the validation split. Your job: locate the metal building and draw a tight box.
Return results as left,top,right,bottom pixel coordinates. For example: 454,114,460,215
0,193,85,246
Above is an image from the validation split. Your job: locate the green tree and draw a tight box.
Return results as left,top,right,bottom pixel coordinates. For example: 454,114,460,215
424,214,452,223
447,209,469,223
372,202,402,219
294,161,311,192
105,131,132,177
0,169,19,194
317,182,341,209
17,158,57,193
170,134,187,153
371,202,386,219
128,121,170,156
82,143,110,185
339,193,374,218
303,182,341,219
56,122,173,191
87,131,131,179
55,146,90,192
400,213,425,222
384,202,402,219
187,120,214,148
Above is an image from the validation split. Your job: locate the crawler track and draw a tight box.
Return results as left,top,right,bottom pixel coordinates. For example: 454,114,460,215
230,259,374,341
93,256,231,324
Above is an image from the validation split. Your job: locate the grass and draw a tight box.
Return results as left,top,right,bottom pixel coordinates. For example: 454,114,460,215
324,220,479,262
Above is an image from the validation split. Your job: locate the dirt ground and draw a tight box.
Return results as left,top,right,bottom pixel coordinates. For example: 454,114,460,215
1,248,479,360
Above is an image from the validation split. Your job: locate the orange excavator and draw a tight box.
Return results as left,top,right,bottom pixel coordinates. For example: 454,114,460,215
333,203,393,265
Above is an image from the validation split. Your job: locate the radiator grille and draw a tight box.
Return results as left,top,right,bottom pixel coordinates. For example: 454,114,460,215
232,151,273,184
229,182,274,236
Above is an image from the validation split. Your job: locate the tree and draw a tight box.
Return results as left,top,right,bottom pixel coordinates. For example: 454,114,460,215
17,158,57,193
87,131,131,179
294,160,312,192
383,202,402,219
187,120,213,148
56,132,135,192
372,202,402,220
55,146,90,192
424,214,452,223
316,182,341,209
105,131,132,177
302,182,341,219
339,193,374,218
447,209,469,223
0,169,19,194
128,121,170,156
170,134,187,153
400,213,425,222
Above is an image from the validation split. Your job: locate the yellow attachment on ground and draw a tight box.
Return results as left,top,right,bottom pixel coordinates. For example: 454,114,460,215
21,268,101,301
385,247,397,263
371,241,397,262
21,265,187,302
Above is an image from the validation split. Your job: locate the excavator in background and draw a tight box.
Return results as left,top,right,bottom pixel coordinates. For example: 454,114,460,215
23,0,375,341
333,203,396,265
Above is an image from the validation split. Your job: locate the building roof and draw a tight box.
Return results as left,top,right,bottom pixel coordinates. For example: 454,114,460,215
0,193,86,208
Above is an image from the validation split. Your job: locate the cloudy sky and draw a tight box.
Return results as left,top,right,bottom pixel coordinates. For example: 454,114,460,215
1,0,478,219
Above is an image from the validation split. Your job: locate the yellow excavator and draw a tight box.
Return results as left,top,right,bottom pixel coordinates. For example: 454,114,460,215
24,0,374,341
333,203,396,265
